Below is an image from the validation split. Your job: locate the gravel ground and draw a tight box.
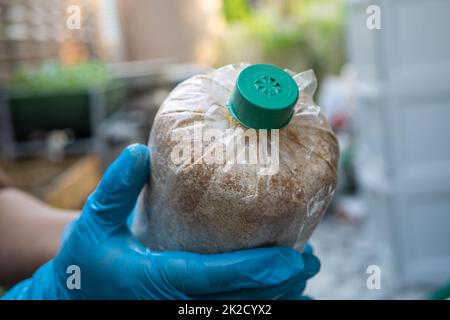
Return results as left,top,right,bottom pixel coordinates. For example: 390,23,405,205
304,215,435,300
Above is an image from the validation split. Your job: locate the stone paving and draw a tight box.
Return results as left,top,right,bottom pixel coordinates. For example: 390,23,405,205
303,215,435,300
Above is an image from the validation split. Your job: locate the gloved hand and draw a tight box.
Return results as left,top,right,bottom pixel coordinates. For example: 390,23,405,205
3,144,320,300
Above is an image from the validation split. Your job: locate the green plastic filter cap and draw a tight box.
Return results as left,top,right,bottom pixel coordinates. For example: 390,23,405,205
227,64,299,129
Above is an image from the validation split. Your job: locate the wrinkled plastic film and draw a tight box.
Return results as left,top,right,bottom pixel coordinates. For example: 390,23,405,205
133,63,339,253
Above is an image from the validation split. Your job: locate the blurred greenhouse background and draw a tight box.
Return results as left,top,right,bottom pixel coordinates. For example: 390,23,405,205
0,0,449,299
219,0,345,83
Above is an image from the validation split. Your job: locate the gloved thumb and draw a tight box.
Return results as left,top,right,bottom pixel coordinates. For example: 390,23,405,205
79,144,150,237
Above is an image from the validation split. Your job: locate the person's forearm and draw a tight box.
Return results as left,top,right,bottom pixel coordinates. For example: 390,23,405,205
0,188,79,287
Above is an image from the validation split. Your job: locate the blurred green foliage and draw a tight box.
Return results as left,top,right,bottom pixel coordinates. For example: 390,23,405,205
219,0,345,83
8,61,114,96
223,0,251,22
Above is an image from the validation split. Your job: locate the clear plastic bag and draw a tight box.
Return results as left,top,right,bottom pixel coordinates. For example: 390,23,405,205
132,63,339,253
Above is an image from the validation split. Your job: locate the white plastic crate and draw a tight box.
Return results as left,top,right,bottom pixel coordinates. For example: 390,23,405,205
346,0,450,287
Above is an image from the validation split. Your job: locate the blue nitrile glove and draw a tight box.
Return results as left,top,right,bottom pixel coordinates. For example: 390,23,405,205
3,144,320,300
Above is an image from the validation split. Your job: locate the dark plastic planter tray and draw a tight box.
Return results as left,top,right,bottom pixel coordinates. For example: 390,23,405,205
8,83,125,141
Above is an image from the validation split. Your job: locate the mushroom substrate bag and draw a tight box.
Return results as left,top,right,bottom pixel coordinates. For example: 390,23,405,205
132,63,339,253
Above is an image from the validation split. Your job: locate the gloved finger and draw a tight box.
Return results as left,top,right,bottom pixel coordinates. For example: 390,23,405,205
255,279,306,300
155,246,305,295
126,205,138,229
262,253,320,298
277,281,307,300
195,252,320,299
79,144,149,236
192,277,307,300
302,253,321,280
303,243,314,254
